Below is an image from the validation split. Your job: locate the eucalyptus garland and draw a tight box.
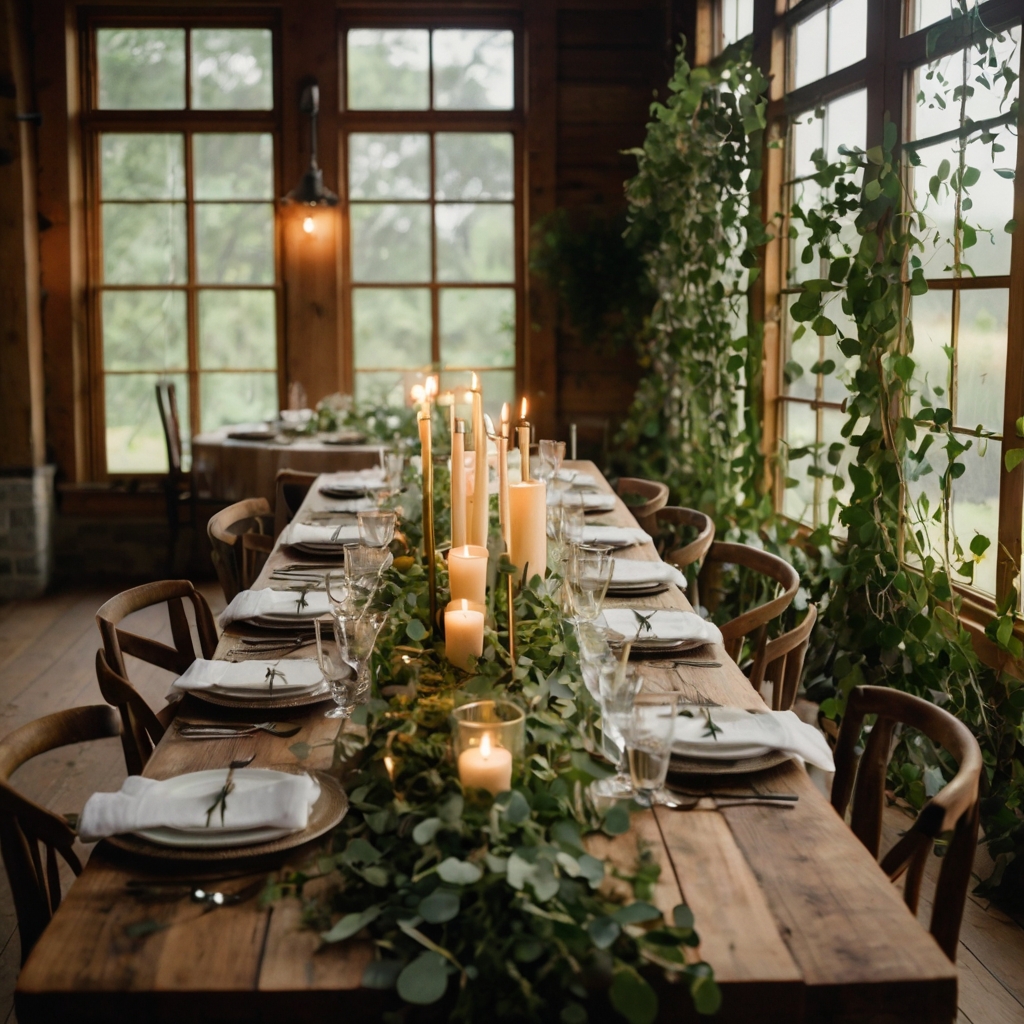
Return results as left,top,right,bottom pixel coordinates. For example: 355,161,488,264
273,557,721,1020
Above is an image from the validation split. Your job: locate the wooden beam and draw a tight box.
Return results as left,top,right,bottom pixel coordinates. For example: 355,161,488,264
0,0,45,470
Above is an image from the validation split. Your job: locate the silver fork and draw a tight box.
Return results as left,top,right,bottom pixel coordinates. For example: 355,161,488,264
177,721,302,739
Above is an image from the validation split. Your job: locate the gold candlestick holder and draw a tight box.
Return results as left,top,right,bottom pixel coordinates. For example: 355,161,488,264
418,410,438,634
506,569,516,664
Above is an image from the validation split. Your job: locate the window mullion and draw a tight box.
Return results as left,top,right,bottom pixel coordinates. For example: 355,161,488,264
184,130,200,441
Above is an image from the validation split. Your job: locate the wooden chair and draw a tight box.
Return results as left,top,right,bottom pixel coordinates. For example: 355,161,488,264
697,541,800,666
274,468,318,538
832,685,982,961
207,497,274,602
655,506,715,607
748,603,817,710
615,477,670,535
96,581,218,775
0,705,121,961
156,380,196,572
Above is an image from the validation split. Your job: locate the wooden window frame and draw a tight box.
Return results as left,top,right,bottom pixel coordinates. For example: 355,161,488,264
713,0,1024,618
336,10,526,403
78,7,284,480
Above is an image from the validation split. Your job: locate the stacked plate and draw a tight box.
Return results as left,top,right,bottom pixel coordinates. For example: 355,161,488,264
319,471,388,499
604,558,686,598
280,520,361,557
172,657,330,708
601,608,724,657
320,429,367,445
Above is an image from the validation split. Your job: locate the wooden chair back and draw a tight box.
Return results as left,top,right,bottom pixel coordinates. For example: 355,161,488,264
155,380,183,479
274,469,318,538
95,581,218,774
698,541,800,666
831,685,982,961
0,705,121,962
748,603,817,710
655,506,715,607
615,477,670,535
207,497,273,602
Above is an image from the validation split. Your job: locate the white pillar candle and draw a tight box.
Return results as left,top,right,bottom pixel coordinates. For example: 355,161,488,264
451,421,466,549
448,544,488,605
444,599,485,670
457,731,513,795
469,376,489,547
509,479,547,585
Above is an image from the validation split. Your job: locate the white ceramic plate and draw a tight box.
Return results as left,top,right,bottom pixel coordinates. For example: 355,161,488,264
131,769,311,848
672,742,774,761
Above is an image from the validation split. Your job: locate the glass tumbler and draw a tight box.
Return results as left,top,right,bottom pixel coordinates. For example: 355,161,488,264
591,659,643,799
623,697,679,807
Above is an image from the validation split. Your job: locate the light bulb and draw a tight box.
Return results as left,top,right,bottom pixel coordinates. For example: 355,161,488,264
302,215,315,234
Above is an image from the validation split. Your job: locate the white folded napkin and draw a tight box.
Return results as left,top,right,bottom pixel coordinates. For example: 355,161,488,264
548,491,616,511
582,525,651,548
556,469,597,487
218,588,332,627
171,658,324,694
609,559,687,589
78,769,320,842
282,521,360,547
602,608,722,646
319,469,387,490
673,706,835,771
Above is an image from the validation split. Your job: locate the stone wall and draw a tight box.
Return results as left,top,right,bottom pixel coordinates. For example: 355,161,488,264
0,466,55,599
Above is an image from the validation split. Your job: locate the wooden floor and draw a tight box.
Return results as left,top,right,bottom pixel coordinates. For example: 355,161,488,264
0,583,1022,1024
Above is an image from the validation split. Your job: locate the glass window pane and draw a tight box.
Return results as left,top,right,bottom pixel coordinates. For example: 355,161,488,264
355,370,411,407
951,438,1000,595
101,134,184,200
789,177,822,284
957,289,1008,433
721,0,755,46
791,110,824,180
822,299,858,403
436,204,515,283
824,89,866,161
105,371,189,473
348,134,429,199
821,406,853,526
827,0,866,76
433,30,514,110
435,133,514,200
198,290,277,369
792,9,827,90
201,372,278,431
196,203,275,284
347,29,429,110
102,203,186,284
191,28,273,110
909,289,953,416
911,0,962,34
782,401,817,524
96,29,185,110
350,203,431,282
785,296,818,402
439,288,515,368
353,288,432,369
194,134,274,200
102,290,187,371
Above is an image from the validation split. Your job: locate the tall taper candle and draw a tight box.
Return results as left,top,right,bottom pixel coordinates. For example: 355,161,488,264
451,419,466,548
418,408,437,632
517,397,531,482
470,374,489,546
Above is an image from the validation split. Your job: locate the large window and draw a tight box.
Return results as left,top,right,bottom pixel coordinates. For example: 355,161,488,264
86,24,279,473
341,26,520,418
749,0,1022,601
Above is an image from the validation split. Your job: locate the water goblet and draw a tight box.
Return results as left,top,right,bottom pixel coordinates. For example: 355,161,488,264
623,697,678,807
590,659,643,799
314,614,360,719
538,440,566,485
337,611,387,706
358,509,396,548
566,548,614,624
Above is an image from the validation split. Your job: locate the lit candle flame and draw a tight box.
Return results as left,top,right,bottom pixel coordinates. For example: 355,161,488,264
302,215,315,234
471,371,479,391
500,402,510,438
383,755,395,779
484,413,495,436
480,732,492,760
520,397,528,420
426,375,438,399
410,383,425,403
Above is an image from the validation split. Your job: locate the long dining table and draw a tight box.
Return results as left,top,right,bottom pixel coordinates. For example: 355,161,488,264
15,462,958,1023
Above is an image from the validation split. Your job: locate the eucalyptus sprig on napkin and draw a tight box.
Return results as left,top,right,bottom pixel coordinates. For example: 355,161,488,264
269,561,721,1022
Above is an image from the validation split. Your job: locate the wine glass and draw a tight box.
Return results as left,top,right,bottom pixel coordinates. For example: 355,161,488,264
566,548,614,624
591,659,643,799
623,697,678,807
314,614,360,719
358,509,396,548
538,440,566,486
337,611,387,707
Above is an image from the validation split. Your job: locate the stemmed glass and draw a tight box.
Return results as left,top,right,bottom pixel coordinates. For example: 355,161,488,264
623,697,678,807
537,440,566,486
591,657,643,799
358,509,396,548
566,548,614,624
314,613,358,719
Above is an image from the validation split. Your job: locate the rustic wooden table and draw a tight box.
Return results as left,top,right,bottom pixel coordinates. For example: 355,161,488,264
15,462,957,1023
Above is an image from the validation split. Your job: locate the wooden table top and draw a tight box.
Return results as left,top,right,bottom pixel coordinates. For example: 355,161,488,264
15,462,957,1024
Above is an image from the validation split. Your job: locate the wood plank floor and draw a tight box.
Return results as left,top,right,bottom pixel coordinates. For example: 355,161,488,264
0,583,1022,1024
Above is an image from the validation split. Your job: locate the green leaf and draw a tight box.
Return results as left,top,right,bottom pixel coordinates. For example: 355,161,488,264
560,1002,588,1024
673,904,695,929
864,178,881,201
969,534,991,557
577,854,606,887
690,969,723,1015
436,857,483,886
322,905,381,943
362,958,403,990
614,901,663,925
418,888,460,924
412,817,442,845
587,915,621,949
937,158,950,181
1005,449,1024,472
610,968,658,1024
962,166,981,187
405,618,428,642
995,168,1015,180
396,951,449,1005
504,789,531,824
288,741,311,761
603,803,631,835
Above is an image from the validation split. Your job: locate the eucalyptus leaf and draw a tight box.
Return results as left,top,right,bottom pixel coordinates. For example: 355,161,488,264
322,905,381,943
436,857,483,886
396,951,449,1005
412,817,442,845
609,967,658,1024
418,888,460,924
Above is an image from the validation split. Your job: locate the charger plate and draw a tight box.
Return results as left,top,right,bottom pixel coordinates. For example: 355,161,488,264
106,768,346,861
189,682,333,710
668,749,791,776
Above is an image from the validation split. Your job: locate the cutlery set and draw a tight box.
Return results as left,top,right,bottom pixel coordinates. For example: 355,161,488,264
661,789,798,811
176,721,302,739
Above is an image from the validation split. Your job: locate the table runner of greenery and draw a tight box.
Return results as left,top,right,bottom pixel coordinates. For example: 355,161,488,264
272,546,720,1022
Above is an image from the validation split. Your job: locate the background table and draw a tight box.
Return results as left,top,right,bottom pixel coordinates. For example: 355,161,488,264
192,425,386,503
15,463,957,1023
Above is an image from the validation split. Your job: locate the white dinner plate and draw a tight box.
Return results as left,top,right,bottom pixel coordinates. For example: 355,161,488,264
672,742,774,761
